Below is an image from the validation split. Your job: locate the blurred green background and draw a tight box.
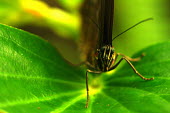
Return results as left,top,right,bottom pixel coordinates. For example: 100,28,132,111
0,0,169,64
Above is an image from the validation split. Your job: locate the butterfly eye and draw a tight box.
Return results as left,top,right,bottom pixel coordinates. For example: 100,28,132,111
94,52,98,57
94,52,99,59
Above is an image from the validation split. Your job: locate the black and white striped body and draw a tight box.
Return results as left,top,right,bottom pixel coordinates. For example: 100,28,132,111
95,45,117,72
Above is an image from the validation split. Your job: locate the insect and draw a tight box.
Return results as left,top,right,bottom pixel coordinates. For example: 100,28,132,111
80,0,154,108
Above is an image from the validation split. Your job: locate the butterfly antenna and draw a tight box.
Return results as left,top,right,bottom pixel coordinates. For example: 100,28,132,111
112,18,153,41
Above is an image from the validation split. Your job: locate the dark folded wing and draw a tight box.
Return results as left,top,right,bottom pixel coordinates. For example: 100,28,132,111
99,0,114,47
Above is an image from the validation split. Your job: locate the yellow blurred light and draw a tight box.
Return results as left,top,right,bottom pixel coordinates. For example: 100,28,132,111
20,0,80,38
82,76,104,97
21,0,49,17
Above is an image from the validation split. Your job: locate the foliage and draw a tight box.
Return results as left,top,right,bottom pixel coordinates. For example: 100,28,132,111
0,24,170,113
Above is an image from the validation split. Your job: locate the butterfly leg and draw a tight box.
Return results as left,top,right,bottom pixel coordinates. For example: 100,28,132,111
117,53,145,62
85,69,102,108
110,56,154,80
85,69,90,108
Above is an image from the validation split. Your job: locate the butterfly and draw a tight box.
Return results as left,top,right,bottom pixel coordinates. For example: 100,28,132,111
80,0,154,108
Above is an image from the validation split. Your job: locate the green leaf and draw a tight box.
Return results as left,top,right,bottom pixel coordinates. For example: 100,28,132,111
0,24,170,113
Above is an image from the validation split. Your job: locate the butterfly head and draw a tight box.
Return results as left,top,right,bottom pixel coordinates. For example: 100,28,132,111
95,45,117,71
